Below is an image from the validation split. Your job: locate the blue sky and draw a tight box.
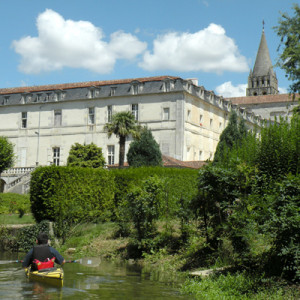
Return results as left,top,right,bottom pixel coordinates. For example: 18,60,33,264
0,0,296,97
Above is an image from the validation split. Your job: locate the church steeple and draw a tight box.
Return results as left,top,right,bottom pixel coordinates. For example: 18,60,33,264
246,24,278,96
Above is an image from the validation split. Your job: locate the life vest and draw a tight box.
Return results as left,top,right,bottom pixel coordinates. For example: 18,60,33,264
32,257,55,270
32,245,55,270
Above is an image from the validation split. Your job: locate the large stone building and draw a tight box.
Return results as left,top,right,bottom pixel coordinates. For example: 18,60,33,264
0,76,261,172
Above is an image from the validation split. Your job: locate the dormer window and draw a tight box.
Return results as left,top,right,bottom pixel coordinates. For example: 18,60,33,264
21,93,32,104
4,96,9,105
88,87,100,98
162,80,174,92
36,94,42,102
45,93,51,102
110,87,117,96
130,81,140,95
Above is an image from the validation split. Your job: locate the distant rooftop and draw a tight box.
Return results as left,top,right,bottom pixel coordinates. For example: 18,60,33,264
0,75,180,95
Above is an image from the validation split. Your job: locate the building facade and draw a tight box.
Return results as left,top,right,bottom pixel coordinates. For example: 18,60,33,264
0,76,261,169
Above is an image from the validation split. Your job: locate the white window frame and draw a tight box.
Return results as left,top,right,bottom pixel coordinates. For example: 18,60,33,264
110,87,116,96
21,112,27,129
163,107,170,120
53,147,60,166
107,145,115,165
54,110,62,127
88,107,95,125
107,105,113,123
132,104,138,121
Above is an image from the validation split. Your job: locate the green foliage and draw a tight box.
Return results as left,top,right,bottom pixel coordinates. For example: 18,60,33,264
191,164,239,247
126,176,163,246
67,143,106,168
17,220,50,252
182,271,298,300
111,167,198,220
213,111,248,165
0,193,31,216
262,175,300,281
127,127,162,167
256,116,300,180
274,4,300,94
0,136,14,173
30,166,115,241
104,111,141,167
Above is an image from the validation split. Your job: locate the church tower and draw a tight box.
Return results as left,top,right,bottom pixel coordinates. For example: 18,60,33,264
246,25,278,96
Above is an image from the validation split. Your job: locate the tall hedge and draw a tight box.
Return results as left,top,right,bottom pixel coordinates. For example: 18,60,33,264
111,167,199,218
30,165,115,223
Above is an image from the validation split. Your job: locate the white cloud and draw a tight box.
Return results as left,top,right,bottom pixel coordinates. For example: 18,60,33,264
216,82,289,97
278,87,288,94
215,81,247,97
139,23,249,74
12,9,147,74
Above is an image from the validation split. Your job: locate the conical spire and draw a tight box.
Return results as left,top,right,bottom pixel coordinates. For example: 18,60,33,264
252,30,274,76
246,24,278,96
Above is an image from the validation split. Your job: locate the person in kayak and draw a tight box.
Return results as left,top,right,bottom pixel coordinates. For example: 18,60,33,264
22,232,65,271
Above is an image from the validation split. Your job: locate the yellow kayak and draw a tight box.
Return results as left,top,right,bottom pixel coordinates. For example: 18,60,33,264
25,267,64,287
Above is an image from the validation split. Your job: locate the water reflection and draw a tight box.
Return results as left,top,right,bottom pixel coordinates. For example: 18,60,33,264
0,252,192,299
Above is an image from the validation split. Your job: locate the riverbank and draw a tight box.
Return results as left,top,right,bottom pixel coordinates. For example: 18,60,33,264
1,216,299,299
56,222,300,300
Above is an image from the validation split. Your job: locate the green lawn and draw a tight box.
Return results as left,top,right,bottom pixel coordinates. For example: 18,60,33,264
0,214,35,225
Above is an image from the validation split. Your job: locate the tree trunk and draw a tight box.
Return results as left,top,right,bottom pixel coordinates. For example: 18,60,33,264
119,135,126,168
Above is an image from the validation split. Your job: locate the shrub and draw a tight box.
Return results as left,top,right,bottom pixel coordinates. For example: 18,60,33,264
30,166,115,224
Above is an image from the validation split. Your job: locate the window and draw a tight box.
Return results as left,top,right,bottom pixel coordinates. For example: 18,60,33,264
210,118,213,128
53,147,60,166
132,84,139,95
88,107,95,124
107,145,115,165
45,93,51,102
163,108,170,120
110,87,116,96
107,105,113,122
199,151,202,160
4,96,9,104
54,110,62,127
132,104,138,121
89,88,100,98
21,112,27,128
37,94,42,102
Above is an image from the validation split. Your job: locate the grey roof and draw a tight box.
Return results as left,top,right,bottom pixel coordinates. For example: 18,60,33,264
252,30,274,76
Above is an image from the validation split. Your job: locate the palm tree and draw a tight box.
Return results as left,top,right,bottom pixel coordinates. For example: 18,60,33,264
104,111,141,167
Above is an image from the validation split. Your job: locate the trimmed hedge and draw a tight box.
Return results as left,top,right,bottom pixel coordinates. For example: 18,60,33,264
111,167,199,218
30,166,115,223
30,166,199,225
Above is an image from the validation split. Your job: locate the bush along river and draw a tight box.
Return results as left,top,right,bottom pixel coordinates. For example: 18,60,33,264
0,252,193,299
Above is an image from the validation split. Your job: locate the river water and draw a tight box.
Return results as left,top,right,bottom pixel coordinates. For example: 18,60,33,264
0,252,193,299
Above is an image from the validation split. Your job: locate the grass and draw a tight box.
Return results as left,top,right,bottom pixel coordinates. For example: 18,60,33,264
181,272,300,299
0,213,35,225
58,222,129,258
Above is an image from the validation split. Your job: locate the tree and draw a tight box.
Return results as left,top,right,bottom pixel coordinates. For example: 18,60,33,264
274,4,300,95
213,111,247,165
67,143,105,168
127,127,162,167
0,136,14,173
104,111,141,167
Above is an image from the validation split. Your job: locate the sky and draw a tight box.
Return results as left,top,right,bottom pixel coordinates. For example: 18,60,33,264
0,0,297,97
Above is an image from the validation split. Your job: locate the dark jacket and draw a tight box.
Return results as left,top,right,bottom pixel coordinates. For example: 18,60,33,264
22,244,64,269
